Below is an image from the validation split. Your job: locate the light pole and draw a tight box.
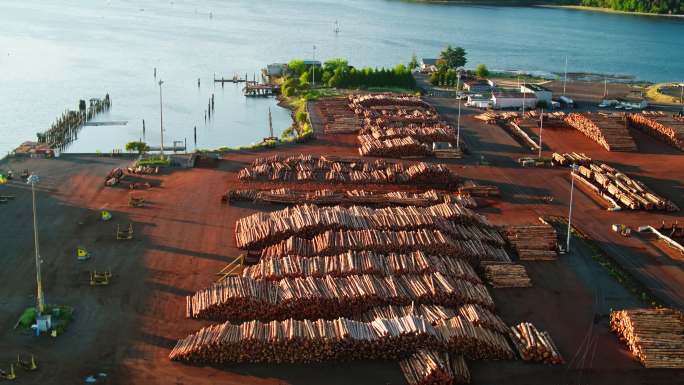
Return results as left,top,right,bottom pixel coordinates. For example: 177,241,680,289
563,56,568,96
27,174,45,314
312,45,316,88
538,108,543,159
566,165,578,252
158,79,165,159
679,83,684,104
456,97,462,152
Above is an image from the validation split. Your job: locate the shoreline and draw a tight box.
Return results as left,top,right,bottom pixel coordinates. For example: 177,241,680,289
539,5,684,18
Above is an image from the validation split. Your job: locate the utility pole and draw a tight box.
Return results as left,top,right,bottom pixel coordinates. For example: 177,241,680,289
538,108,543,159
566,165,577,252
456,97,462,152
522,86,526,116
680,82,684,104
27,174,45,314
312,45,316,88
563,56,568,96
158,80,165,159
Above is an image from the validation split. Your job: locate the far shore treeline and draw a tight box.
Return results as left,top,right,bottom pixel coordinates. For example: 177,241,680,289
431,0,683,14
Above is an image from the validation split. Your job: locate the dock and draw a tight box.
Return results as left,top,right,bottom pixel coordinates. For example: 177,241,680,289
243,83,280,97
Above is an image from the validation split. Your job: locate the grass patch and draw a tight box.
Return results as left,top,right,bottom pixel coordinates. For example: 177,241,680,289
489,71,552,82
17,305,75,335
137,157,171,167
645,83,683,105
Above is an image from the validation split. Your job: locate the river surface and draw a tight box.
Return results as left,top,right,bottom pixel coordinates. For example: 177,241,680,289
1,0,683,156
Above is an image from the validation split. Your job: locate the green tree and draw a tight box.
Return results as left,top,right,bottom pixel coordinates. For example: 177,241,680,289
125,141,149,154
475,64,490,78
408,53,418,70
288,59,307,76
439,45,467,70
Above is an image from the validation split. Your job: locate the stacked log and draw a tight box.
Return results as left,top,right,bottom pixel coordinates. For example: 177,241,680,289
234,203,500,249
509,322,564,364
186,272,494,322
610,308,684,368
169,314,512,364
399,350,470,385
473,111,518,124
551,152,592,167
104,167,125,186
238,154,458,187
259,229,512,265
483,264,532,288
365,124,457,144
458,181,500,197
627,113,684,151
223,189,258,203
316,97,362,134
564,113,637,151
358,135,432,158
242,251,481,284
502,224,558,261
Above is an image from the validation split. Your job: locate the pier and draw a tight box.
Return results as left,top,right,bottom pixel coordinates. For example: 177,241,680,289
36,95,111,151
243,83,280,97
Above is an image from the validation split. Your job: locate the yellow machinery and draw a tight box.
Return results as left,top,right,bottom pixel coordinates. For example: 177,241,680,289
77,247,90,261
116,224,133,240
90,270,112,286
0,364,16,380
215,254,245,282
16,355,37,372
128,194,145,208
101,210,112,221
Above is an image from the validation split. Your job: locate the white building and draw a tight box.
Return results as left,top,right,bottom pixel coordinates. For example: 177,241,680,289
491,91,537,110
420,58,438,72
520,83,552,105
466,95,492,109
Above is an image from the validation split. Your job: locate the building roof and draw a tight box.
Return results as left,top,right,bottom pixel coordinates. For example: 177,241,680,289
302,60,321,66
493,91,536,99
421,58,438,65
522,83,551,92
466,79,490,86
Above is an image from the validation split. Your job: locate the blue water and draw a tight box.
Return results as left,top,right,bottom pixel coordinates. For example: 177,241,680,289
1,0,682,155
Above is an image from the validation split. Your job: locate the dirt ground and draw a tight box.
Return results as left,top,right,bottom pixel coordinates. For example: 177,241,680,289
1,90,683,384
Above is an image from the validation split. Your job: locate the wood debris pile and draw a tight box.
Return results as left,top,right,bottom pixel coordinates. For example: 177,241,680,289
316,97,362,134
576,162,678,211
259,229,512,265
104,167,125,186
483,264,532,288
509,322,564,364
186,272,494,322
458,180,500,197
358,135,432,157
564,113,637,151
235,203,500,249
169,314,512,363
224,188,477,208
502,224,558,261
627,113,684,151
610,308,684,368
242,251,481,284
474,111,518,124
238,154,458,187
400,350,470,385
551,152,592,167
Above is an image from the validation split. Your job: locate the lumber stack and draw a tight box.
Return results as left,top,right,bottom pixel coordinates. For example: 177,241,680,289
366,124,457,144
610,308,684,368
358,134,432,158
627,113,684,151
399,350,470,385
502,224,558,261
238,154,459,187
259,229,512,265
483,264,532,288
458,180,500,197
316,97,362,134
473,111,518,124
234,203,500,249
509,322,564,364
169,314,512,364
564,113,637,151
583,162,678,211
187,272,495,322
222,189,258,203
551,152,591,167
242,251,482,284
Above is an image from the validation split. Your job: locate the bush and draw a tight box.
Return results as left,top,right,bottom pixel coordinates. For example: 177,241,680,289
475,64,489,78
125,141,149,154
295,110,308,123
137,157,170,167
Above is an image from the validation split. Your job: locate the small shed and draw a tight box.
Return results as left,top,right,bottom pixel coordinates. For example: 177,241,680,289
521,83,552,104
491,91,537,110
266,63,288,77
420,58,438,72
464,80,493,93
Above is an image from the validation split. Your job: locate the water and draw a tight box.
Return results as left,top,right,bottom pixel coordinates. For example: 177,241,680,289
1,0,683,156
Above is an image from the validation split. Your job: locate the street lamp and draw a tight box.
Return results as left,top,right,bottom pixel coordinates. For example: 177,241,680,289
27,174,45,314
679,83,684,105
158,80,165,159
312,45,316,88
538,108,543,159
566,164,578,252
456,97,462,152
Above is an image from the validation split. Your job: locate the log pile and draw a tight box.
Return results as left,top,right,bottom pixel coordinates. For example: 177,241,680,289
316,97,362,134
186,272,494,322
399,350,470,385
104,167,125,186
483,264,532,288
242,251,481,284
610,308,684,368
509,322,564,364
358,134,432,158
238,154,459,187
627,113,684,151
551,152,592,167
564,113,637,152
259,229,512,265
502,224,558,261
169,314,512,364
365,124,457,144
580,162,678,211
458,180,500,197
474,112,518,124
234,203,500,249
